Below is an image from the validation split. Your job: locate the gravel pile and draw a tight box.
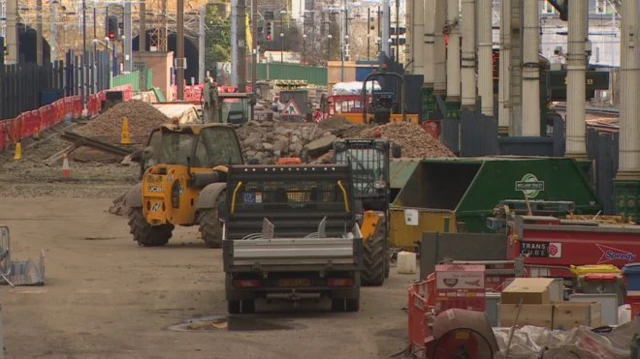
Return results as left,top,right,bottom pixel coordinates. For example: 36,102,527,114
74,100,170,140
358,122,456,158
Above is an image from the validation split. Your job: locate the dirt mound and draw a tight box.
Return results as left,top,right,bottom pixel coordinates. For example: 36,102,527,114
75,100,170,139
358,122,455,158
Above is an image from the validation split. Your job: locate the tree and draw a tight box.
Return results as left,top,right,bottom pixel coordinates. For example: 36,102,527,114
205,5,232,71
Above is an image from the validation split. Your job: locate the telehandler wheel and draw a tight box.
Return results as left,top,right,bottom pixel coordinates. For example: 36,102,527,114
198,192,225,248
361,229,386,286
128,208,174,247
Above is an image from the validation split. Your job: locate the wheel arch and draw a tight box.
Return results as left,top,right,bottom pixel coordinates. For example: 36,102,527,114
126,183,144,208
195,182,227,210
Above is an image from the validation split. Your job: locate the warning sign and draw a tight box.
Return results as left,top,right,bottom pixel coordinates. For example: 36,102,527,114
281,100,302,115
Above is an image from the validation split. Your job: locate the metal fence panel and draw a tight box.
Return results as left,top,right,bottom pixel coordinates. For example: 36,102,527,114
256,63,328,85
0,50,110,121
460,111,499,157
419,232,508,280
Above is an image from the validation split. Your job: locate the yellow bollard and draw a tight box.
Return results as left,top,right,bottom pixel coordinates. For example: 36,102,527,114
13,142,22,161
120,116,132,145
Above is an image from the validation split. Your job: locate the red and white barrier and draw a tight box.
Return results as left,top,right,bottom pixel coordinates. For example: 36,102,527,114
0,84,134,152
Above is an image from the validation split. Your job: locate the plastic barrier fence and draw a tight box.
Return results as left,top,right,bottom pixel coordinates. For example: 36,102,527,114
0,84,133,151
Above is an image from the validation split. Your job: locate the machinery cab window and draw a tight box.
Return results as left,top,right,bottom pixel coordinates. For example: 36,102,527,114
194,127,243,167
144,128,195,168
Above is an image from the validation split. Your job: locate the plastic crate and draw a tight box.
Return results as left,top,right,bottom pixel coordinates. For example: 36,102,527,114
623,263,640,290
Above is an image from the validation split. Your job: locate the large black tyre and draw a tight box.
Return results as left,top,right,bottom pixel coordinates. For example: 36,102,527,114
227,300,240,314
361,227,386,286
345,298,360,312
198,192,225,248
127,208,174,247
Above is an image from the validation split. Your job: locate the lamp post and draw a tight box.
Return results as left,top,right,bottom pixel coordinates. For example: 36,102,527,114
302,33,307,64
327,34,333,62
280,32,284,62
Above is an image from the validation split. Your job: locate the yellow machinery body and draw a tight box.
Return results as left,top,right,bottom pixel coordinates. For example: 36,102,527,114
142,165,228,226
339,113,420,125
389,207,457,250
360,210,383,243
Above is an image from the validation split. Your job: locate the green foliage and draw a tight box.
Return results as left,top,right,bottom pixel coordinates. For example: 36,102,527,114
205,5,231,69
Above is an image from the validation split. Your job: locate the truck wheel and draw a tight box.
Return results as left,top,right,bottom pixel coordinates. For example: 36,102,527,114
198,193,225,248
128,208,173,247
242,300,256,314
331,299,345,312
345,298,360,312
228,300,240,314
362,229,386,286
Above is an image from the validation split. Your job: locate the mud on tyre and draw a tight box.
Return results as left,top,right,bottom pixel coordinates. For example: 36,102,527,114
128,208,174,247
361,223,386,286
198,192,225,248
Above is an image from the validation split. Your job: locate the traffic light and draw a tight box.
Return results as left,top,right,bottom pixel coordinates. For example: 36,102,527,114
106,16,118,40
265,22,273,41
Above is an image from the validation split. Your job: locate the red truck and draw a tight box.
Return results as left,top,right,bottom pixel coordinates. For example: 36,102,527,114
507,215,640,278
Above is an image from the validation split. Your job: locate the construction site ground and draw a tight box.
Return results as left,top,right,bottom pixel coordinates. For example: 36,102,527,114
0,168,411,359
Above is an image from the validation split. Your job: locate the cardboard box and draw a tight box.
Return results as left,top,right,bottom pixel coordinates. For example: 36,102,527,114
499,303,553,328
501,278,558,305
498,302,602,330
553,302,602,330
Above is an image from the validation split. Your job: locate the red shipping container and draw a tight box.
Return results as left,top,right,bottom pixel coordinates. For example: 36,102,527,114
434,264,486,313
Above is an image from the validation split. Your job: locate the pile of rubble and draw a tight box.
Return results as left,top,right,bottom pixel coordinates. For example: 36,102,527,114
358,122,455,158
235,120,331,164
233,117,455,164
70,101,171,162
74,100,170,142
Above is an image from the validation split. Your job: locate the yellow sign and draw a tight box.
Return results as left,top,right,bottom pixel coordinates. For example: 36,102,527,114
121,117,131,145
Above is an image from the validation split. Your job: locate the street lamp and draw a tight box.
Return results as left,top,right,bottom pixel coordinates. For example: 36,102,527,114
302,34,307,64
280,33,285,62
327,34,333,63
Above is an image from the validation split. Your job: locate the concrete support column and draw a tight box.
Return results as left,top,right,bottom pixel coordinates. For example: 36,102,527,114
509,0,522,135
460,0,476,109
422,0,436,119
382,0,391,56
424,0,435,88
412,0,425,77
498,0,510,133
446,0,461,103
477,0,493,116
6,0,17,64
615,0,640,221
406,0,414,73
566,0,587,157
433,0,447,96
521,0,540,136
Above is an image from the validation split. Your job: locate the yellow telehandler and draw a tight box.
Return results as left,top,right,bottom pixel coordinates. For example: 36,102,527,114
126,123,244,247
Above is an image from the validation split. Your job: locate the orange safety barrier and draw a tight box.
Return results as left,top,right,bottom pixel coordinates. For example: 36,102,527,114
1,84,137,150
408,281,430,356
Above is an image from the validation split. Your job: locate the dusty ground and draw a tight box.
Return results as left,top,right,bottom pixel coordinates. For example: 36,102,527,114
0,120,416,358
0,193,413,359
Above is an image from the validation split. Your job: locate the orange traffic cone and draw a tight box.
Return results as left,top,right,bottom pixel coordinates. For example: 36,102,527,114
62,154,71,177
